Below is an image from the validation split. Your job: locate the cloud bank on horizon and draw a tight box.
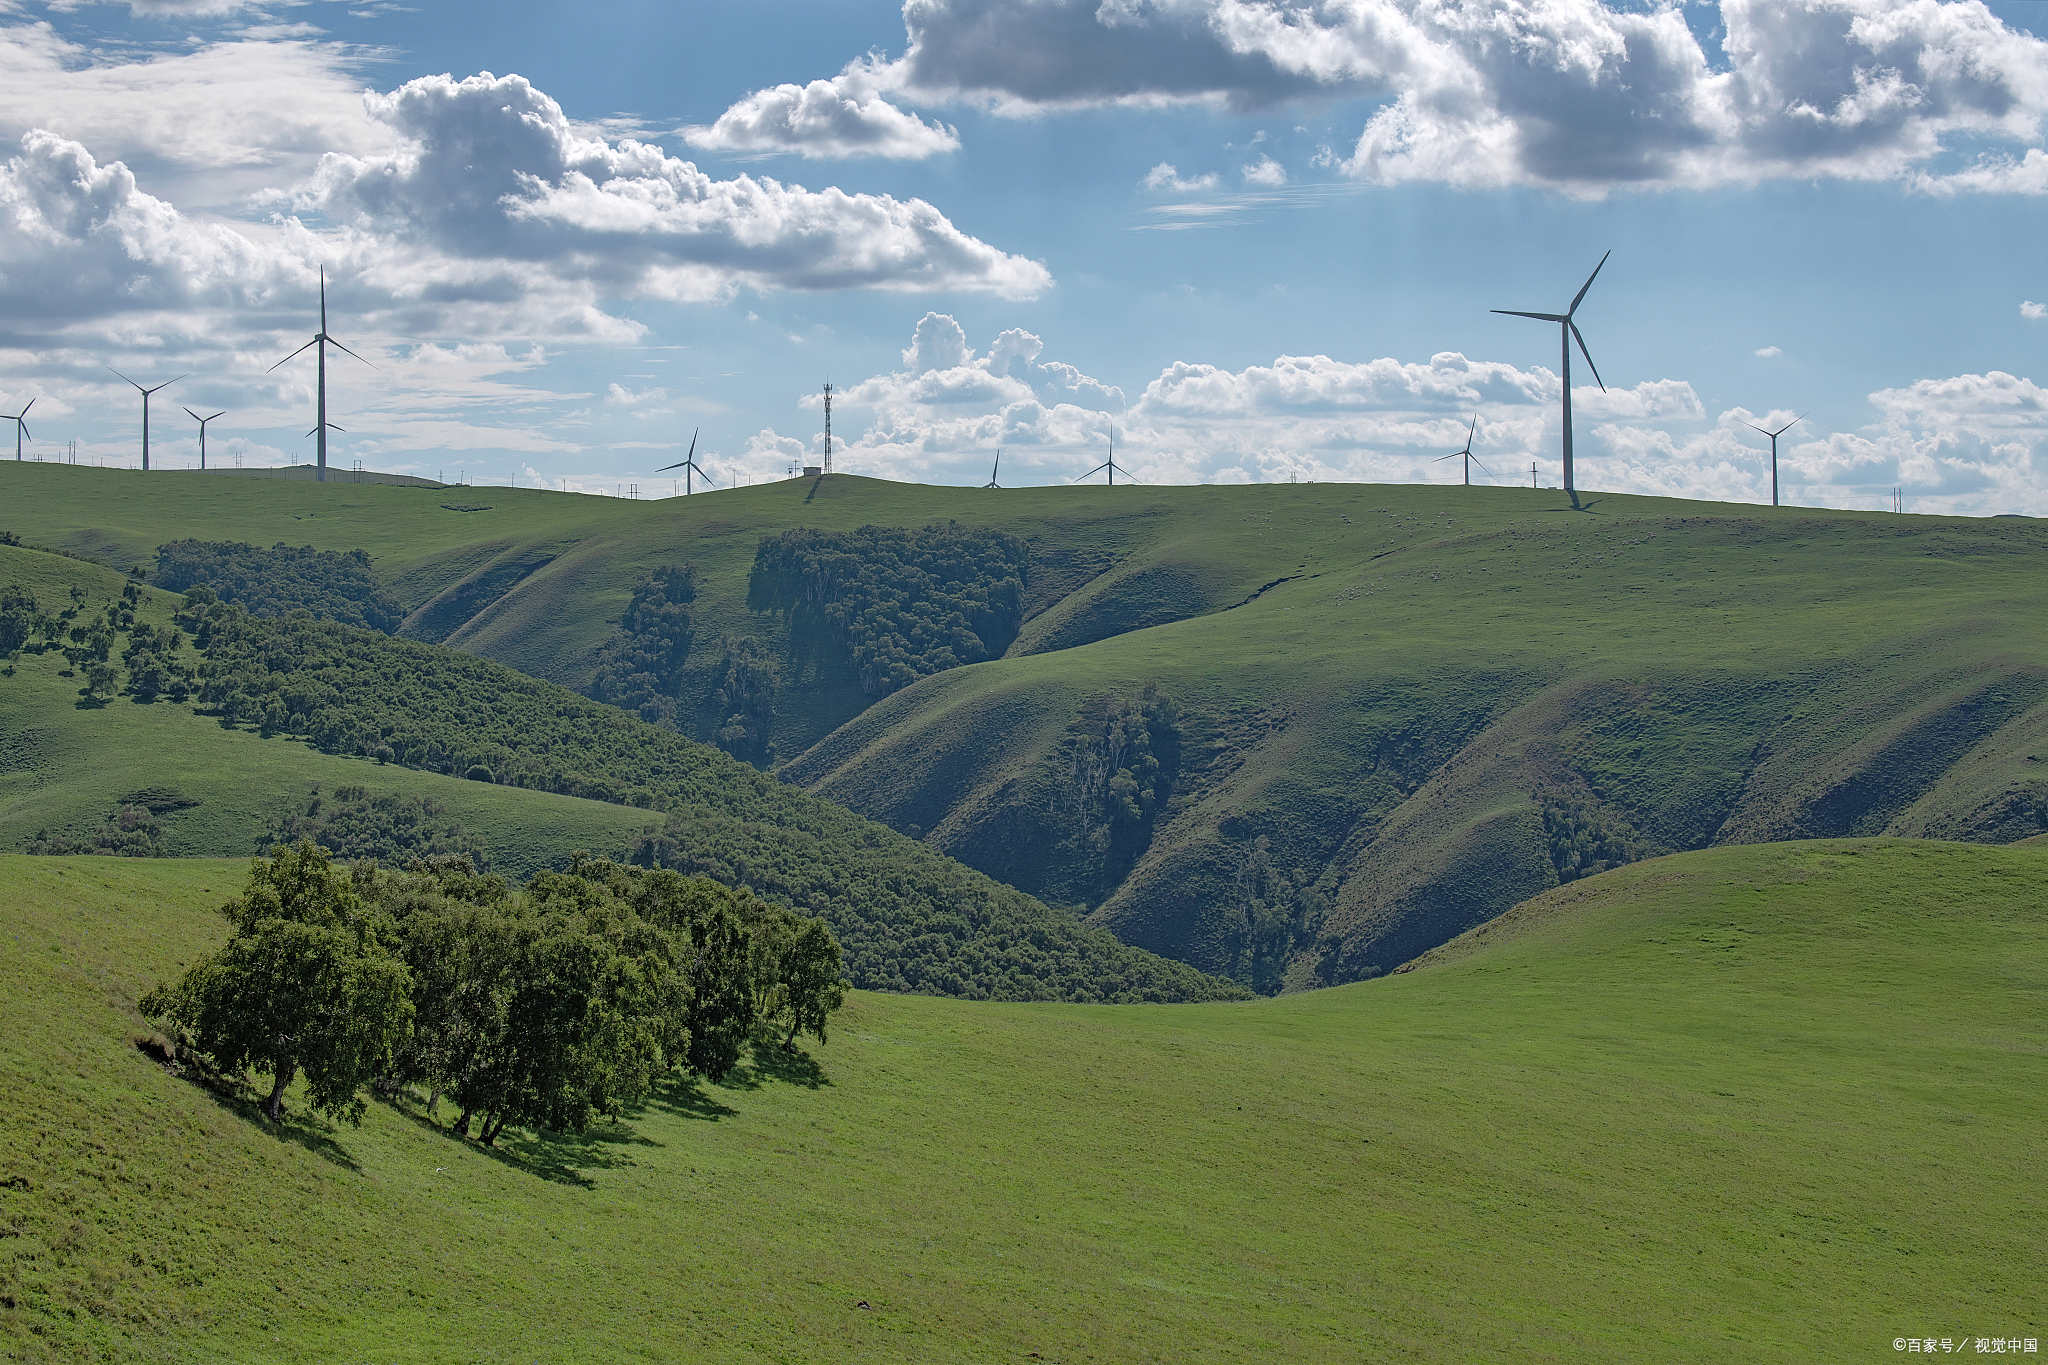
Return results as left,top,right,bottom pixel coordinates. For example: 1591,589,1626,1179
722,0,2048,195
0,0,2043,513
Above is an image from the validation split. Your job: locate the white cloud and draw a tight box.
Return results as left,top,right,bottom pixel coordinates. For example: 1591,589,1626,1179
607,383,668,405
1142,161,1221,192
2023,301,2047,321
755,0,2048,195
1241,154,1287,187
798,313,2048,514
680,59,959,159
1756,345,1783,358
303,72,1050,302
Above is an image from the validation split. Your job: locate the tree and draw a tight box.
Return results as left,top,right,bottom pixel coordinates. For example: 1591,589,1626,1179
685,905,754,1081
775,919,846,1049
142,841,412,1122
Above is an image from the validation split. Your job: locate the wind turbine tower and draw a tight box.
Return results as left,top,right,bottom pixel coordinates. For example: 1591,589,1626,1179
1494,250,1610,507
1434,416,1489,486
1078,432,1136,485
1745,413,1803,508
184,408,227,472
269,267,374,482
108,370,183,471
985,449,1001,488
657,428,717,494
3,398,31,461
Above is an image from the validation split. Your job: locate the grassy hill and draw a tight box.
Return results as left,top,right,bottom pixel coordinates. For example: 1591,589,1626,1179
2,838,2041,1362
5,463,2045,991
0,542,1238,1004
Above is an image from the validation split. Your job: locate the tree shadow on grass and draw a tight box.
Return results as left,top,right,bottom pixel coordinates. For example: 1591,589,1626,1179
640,1072,741,1123
187,1077,363,1173
371,1090,655,1188
735,1038,831,1092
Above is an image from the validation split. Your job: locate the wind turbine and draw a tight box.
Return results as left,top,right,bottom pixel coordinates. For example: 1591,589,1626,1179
268,267,374,483
984,449,1001,488
1744,413,1803,508
108,370,184,471
1077,432,1137,485
1493,250,1610,507
184,408,227,472
657,428,715,494
1434,415,1489,486
3,398,31,461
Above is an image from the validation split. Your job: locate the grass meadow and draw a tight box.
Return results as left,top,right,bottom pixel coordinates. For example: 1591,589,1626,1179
2,839,2041,1363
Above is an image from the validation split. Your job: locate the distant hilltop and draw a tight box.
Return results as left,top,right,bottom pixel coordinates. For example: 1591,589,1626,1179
159,464,446,488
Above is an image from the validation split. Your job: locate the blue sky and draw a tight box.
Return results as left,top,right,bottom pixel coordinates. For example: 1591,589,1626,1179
3,0,2048,512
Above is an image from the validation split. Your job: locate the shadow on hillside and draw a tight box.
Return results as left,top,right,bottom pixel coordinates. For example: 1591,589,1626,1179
190,1081,363,1173
642,1073,741,1123
371,1090,666,1187
735,1039,831,1092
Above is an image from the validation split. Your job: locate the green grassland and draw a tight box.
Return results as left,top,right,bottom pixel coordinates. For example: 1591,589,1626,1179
5,464,2046,991
0,546,648,880
2,838,2042,1362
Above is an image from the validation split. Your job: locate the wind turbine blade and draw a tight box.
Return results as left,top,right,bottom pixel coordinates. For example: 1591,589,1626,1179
20,398,32,419
655,461,685,472
1492,309,1567,322
107,367,143,391
268,339,320,372
140,375,187,396
184,407,204,423
1773,413,1805,438
687,428,698,463
1433,452,1459,462
326,338,379,371
1570,321,1605,392
1472,457,1491,476
1743,422,1771,438
1568,249,1611,316
1467,414,1477,444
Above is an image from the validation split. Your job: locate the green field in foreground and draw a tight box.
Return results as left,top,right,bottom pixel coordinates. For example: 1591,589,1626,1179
3,840,2043,1362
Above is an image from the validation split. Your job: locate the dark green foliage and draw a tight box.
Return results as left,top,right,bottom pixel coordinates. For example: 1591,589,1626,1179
266,783,491,869
0,582,52,655
748,523,1027,696
141,842,413,1123
173,596,1244,1003
29,803,171,857
153,539,404,634
629,807,1248,1003
588,564,698,726
772,918,846,1047
711,634,778,763
683,905,754,1081
120,620,195,702
1219,835,1328,996
1541,791,1653,883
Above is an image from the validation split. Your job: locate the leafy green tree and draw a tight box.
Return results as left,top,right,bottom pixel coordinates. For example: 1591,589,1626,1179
685,905,754,1081
589,564,698,726
142,841,413,1122
774,919,846,1049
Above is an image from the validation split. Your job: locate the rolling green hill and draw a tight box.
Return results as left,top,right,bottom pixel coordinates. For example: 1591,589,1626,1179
2,838,2041,1362
0,542,1238,1004
5,463,2045,991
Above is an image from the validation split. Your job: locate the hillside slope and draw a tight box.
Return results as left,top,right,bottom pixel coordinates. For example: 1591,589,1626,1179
0,542,1239,1003
6,464,2045,990
2,840,2041,1362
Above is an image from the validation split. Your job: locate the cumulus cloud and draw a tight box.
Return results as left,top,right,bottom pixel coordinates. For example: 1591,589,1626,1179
1241,154,1287,186
799,312,2048,513
745,0,2048,194
1756,345,1783,358
301,73,1049,301
2023,302,2046,321
0,24,387,210
1142,161,1221,192
681,60,959,159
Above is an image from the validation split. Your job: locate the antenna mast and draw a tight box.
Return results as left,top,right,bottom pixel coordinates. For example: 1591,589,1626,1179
823,381,834,475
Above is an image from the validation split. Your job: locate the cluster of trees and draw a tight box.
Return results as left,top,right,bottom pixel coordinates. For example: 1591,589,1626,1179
266,784,490,867
0,582,54,656
143,843,847,1135
588,564,698,727
171,595,1243,1002
29,788,200,858
1218,833,1330,996
153,540,405,634
1540,790,1652,883
748,524,1028,697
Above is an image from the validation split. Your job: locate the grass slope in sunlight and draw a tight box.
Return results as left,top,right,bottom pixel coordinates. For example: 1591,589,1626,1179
2,840,2042,1363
